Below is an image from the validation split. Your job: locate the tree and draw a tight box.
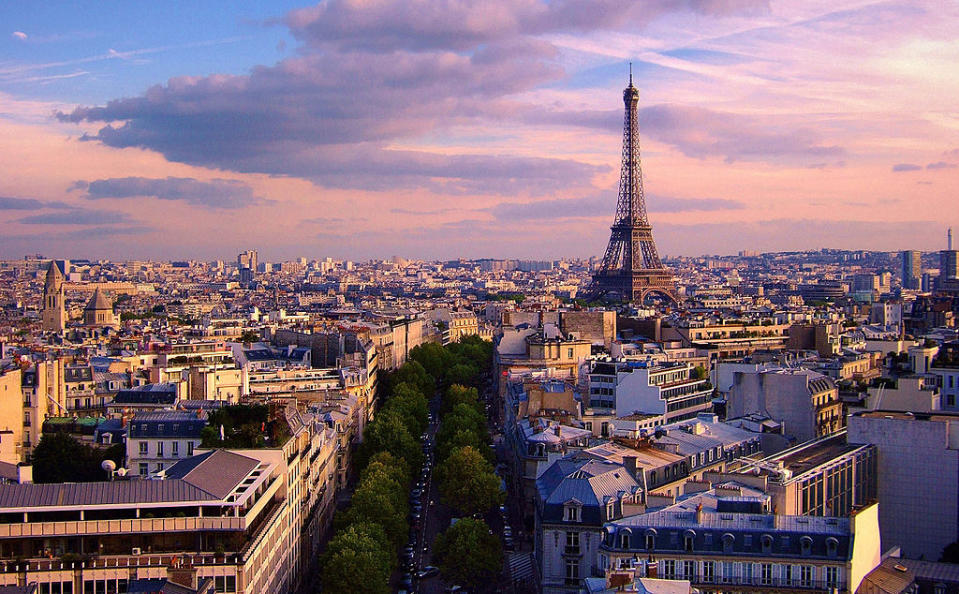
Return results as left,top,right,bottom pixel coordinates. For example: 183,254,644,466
239,330,260,343
437,446,503,517
434,518,502,587
447,362,480,388
386,382,430,434
364,451,411,489
443,384,482,415
690,365,707,380
389,360,434,396
409,342,455,382
32,433,124,483
359,408,423,472
321,522,392,594
436,428,494,464
341,469,408,549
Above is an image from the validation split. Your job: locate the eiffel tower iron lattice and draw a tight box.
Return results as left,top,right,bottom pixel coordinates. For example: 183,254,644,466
589,71,679,304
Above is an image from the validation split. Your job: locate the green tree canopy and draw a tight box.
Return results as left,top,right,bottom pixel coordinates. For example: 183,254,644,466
409,342,455,382
341,469,408,549
442,384,482,415
437,446,503,517
321,522,392,594
389,360,434,396
364,451,411,489
434,518,502,587
359,408,423,472
447,362,481,388
32,433,124,484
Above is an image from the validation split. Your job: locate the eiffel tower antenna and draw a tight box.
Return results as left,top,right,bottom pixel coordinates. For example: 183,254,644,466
588,70,679,304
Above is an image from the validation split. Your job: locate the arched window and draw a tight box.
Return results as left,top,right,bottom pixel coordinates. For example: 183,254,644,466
800,536,813,556
619,530,630,549
645,529,656,551
761,534,773,553
826,537,839,557
722,533,734,553
684,530,696,552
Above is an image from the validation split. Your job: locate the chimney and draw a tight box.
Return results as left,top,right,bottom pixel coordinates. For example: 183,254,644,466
695,502,704,524
555,425,561,438
645,560,658,579
623,456,637,479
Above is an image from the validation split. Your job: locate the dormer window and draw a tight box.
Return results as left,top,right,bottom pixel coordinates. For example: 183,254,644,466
684,530,695,552
826,537,839,557
761,534,773,553
800,536,813,556
645,530,656,551
619,532,630,549
565,504,581,522
607,502,615,519
722,533,734,553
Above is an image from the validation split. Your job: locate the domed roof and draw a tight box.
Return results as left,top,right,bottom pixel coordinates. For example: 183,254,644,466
85,288,112,311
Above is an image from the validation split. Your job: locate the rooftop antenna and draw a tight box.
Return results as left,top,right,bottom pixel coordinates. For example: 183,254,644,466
949,227,953,251
629,62,633,85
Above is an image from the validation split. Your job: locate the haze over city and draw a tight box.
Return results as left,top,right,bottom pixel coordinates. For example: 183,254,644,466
1,1,958,260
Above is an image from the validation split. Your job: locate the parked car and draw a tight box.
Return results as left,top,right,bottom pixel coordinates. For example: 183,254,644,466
418,566,440,579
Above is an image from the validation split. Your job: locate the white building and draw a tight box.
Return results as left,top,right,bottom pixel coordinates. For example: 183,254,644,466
588,360,713,423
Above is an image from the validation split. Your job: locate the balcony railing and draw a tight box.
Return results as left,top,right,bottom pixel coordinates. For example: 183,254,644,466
688,575,843,591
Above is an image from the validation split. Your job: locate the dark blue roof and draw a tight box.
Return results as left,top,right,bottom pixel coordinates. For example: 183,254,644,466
536,458,640,525
130,411,207,438
113,383,178,405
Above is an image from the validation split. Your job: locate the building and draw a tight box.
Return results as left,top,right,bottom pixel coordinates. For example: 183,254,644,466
932,341,959,409
82,288,117,328
41,262,66,333
534,457,642,593
496,325,593,396
599,492,881,594
901,251,922,291
734,431,877,517
586,360,713,424
941,250,959,281
847,411,959,561
127,410,208,476
726,368,843,444
0,436,336,594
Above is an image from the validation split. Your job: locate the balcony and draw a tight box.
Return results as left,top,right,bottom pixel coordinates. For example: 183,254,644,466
690,575,843,591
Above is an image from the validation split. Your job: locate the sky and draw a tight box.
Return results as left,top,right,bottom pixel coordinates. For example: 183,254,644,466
1,0,957,262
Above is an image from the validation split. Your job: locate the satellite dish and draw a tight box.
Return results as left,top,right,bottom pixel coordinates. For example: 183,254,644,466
101,459,117,473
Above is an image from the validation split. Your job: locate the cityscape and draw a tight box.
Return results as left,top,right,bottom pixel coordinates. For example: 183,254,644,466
2,2,959,594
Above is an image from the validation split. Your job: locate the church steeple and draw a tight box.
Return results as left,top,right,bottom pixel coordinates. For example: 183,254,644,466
41,261,65,333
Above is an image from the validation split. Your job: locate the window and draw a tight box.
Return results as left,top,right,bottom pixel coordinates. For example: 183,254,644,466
743,562,753,584
138,442,148,455
214,576,237,593
663,560,676,579
683,560,696,581
826,537,839,557
187,441,195,456
801,565,814,587
619,532,630,549
722,532,734,553
564,505,581,522
703,561,715,583
761,534,773,553
565,559,579,586
684,531,695,552
825,566,839,588
782,564,793,584
760,563,773,586
645,531,655,551
154,463,164,472
172,441,179,456
157,442,164,456
565,531,580,554
722,562,734,584
139,463,148,476
800,536,813,556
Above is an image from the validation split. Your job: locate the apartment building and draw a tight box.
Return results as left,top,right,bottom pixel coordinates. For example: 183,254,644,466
587,360,713,423
727,368,844,443
599,490,880,594
126,410,208,476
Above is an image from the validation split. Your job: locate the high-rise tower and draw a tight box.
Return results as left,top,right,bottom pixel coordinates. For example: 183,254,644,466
589,72,678,304
41,261,65,332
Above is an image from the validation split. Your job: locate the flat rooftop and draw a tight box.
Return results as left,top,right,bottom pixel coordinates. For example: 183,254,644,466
767,433,864,477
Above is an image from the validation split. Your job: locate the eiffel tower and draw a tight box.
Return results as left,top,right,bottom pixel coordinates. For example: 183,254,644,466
589,70,679,304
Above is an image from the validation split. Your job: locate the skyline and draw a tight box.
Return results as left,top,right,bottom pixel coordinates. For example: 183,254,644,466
1,1,958,261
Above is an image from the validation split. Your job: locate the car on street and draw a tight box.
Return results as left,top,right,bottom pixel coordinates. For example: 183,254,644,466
418,566,440,579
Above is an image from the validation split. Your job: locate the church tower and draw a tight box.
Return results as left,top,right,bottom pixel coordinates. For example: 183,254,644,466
41,261,66,332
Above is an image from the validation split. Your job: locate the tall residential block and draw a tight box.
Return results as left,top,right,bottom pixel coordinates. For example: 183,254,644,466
900,250,921,290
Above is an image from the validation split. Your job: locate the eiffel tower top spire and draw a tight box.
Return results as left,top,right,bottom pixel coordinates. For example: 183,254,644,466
588,70,678,304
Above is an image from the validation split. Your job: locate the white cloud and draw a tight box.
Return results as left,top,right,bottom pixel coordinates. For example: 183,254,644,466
12,31,27,40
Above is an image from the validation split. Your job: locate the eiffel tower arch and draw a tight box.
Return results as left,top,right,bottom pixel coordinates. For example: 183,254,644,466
588,71,679,305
